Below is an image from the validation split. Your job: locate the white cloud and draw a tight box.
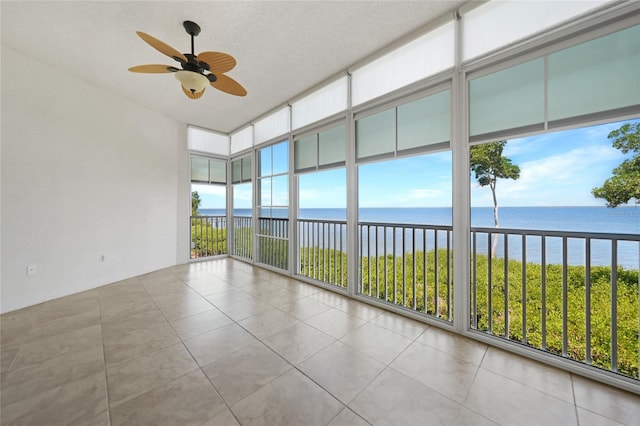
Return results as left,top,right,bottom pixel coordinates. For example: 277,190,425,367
472,144,624,207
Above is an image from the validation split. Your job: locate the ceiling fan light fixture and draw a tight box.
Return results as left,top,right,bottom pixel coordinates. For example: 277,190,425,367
174,70,209,94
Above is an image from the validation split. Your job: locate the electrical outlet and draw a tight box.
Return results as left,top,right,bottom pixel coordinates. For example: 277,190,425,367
27,265,36,275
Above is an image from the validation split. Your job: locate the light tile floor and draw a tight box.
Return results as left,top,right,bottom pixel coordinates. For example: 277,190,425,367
1,258,639,425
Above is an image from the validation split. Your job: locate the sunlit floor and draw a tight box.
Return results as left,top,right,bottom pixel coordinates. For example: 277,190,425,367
1,258,638,425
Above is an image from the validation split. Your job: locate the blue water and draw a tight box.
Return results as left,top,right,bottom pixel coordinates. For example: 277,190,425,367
199,206,639,268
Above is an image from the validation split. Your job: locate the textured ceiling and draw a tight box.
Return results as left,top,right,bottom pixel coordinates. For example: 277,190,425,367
1,1,465,133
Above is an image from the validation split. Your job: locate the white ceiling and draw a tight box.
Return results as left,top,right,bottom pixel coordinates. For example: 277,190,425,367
1,1,465,134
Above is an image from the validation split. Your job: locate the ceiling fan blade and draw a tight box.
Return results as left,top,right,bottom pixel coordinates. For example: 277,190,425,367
181,85,206,99
136,31,187,63
211,74,247,97
197,52,236,73
128,64,176,73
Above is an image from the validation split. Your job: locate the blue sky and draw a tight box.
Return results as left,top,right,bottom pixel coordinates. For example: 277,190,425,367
194,118,638,209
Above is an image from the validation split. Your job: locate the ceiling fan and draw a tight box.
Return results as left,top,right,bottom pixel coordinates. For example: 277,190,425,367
129,21,247,99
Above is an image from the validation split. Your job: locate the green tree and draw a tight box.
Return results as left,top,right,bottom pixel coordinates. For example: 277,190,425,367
592,122,640,207
470,141,521,255
191,191,201,216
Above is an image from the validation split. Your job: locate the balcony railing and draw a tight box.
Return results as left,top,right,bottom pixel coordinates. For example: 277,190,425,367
193,212,639,381
297,219,348,288
471,226,640,380
232,216,253,260
257,217,289,270
190,215,227,259
359,222,454,322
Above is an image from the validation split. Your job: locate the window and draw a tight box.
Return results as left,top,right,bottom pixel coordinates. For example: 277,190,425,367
356,89,451,162
294,124,346,173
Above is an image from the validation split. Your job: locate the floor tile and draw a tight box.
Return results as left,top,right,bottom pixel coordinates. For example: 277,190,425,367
0,344,20,374
258,288,306,306
465,368,577,426
335,300,384,321
305,308,367,339
27,304,101,341
202,342,291,405
2,346,104,407
280,281,324,296
106,342,198,408
185,276,237,296
215,296,273,321
101,307,167,334
451,407,498,426
572,374,640,425
202,408,241,426
231,368,344,426
370,311,428,339
169,308,234,340
480,346,573,403
150,289,205,308
204,287,253,307
1,371,107,426
99,293,157,323
309,290,350,308
349,368,463,426
156,297,216,321
277,297,332,321
0,304,42,347
327,408,371,426
391,341,479,403
263,321,335,365
102,317,180,365
340,322,413,365
417,327,488,365
12,324,102,369
576,407,626,426
110,370,226,426
238,308,299,339
299,341,385,404
183,323,257,366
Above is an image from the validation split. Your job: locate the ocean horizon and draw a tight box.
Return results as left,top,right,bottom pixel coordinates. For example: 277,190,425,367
198,206,639,268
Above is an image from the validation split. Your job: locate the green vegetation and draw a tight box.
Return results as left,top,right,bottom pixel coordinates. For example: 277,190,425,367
357,249,453,320
472,253,638,378
592,122,640,207
191,219,227,258
302,247,638,379
192,191,201,216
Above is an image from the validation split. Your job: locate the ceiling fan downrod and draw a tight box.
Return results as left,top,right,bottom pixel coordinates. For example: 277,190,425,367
183,20,200,56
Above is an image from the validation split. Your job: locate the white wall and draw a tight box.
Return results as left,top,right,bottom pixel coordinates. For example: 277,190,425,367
1,47,187,313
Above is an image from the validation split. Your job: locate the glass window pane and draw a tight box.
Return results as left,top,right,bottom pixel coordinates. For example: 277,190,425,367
469,58,544,137
259,177,271,206
548,25,640,121
241,156,252,182
259,147,272,176
319,125,345,166
356,108,396,160
272,141,289,175
295,135,317,171
209,159,226,184
233,182,252,211
191,157,209,183
299,168,346,215
232,159,241,183
398,90,450,151
272,175,289,206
